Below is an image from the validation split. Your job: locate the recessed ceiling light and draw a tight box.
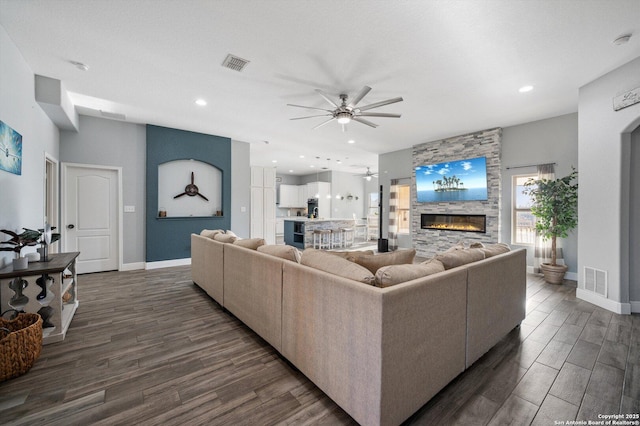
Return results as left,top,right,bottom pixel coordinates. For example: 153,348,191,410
289,169,294,173
195,99,207,106
613,34,632,45
347,139,355,144
519,85,534,93
310,165,315,168
299,155,305,158
272,160,277,163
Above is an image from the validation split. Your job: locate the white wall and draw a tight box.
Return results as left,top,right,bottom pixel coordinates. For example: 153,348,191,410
0,25,59,268
578,56,640,314
379,147,413,244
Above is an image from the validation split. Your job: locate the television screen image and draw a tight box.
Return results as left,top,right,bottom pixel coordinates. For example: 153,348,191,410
416,156,488,202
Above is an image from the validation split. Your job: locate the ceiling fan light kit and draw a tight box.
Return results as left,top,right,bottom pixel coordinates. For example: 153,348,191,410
288,86,403,130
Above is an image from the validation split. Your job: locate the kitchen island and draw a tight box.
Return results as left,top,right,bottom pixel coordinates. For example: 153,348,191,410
283,218,357,249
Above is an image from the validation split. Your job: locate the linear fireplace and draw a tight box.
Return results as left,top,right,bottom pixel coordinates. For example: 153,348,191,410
421,214,486,233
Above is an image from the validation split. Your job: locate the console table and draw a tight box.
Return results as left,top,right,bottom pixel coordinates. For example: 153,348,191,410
0,252,79,344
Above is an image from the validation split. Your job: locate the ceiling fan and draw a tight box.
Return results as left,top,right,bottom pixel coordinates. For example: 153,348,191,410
358,167,379,181
288,86,402,130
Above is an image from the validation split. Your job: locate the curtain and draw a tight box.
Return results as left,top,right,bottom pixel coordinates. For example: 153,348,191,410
388,180,399,251
533,163,564,272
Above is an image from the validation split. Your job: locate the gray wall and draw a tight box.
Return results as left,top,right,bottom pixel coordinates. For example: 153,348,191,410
501,113,579,274
0,25,59,268
231,140,251,237
379,114,579,269
60,115,146,265
578,56,640,311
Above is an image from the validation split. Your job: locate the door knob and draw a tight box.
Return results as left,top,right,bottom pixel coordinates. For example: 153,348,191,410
67,224,75,229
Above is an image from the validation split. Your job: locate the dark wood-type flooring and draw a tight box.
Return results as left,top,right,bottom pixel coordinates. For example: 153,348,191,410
1,266,638,425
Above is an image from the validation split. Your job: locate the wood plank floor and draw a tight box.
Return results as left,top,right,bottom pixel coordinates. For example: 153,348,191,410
0,266,638,425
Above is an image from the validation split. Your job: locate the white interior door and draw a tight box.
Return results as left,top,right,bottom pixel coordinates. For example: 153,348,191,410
63,164,119,274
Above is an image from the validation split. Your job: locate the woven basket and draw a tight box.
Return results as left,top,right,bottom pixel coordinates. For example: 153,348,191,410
0,311,43,382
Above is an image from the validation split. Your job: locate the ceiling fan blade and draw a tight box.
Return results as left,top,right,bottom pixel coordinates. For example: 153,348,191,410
290,114,332,120
315,89,339,108
352,117,379,128
287,104,333,112
347,86,372,108
357,112,402,118
312,117,336,130
357,96,403,112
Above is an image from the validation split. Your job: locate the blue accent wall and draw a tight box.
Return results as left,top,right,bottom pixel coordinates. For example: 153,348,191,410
146,125,231,262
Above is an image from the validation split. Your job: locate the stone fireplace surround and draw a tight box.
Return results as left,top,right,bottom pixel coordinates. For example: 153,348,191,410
412,128,502,258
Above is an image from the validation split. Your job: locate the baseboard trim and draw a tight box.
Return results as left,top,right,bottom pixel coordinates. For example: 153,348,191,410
121,262,145,271
576,289,631,314
526,266,577,281
145,258,191,270
631,301,640,313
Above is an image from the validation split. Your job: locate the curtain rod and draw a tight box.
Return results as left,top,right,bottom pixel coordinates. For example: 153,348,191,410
505,162,556,170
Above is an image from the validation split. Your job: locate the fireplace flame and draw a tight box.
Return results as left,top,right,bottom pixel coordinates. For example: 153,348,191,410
427,223,483,232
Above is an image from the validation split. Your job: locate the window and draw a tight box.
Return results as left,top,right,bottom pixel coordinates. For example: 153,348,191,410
368,192,379,216
397,184,410,234
512,174,536,245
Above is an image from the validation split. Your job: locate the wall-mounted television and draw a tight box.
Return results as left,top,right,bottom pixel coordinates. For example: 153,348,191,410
416,156,488,202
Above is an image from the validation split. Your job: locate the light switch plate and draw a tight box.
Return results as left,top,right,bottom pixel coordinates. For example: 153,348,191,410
124,205,135,213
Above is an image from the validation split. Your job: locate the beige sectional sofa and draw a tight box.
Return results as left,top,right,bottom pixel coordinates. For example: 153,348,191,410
191,233,526,426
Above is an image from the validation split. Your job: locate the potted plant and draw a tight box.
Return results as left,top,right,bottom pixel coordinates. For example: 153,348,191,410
0,228,42,270
523,168,578,284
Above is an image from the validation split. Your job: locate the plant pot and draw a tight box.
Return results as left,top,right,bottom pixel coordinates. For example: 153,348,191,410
540,263,568,285
12,257,28,270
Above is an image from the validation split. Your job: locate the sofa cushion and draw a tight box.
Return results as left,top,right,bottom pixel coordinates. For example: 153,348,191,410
257,244,301,262
200,229,224,239
347,249,416,274
435,248,485,270
375,260,445,288
300,249,376,285
480,243,511,258
328,250,374,259
213,233,237,243
233,238,266,250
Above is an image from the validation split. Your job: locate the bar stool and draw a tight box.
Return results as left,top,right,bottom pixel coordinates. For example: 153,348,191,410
331,229,343,249
340,227,354,247
313,229,332,250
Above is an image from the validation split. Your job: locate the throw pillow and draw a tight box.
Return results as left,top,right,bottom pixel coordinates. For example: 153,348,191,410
257,244,301,262
213,233,237,244
225,230,238,237
300,249,376,285
233,238,266,250
445,241,466,252
480,243,511,258
200,229,224,239
347,249,417,275
469,242,485,248
375,260,445,287
435,248,485,270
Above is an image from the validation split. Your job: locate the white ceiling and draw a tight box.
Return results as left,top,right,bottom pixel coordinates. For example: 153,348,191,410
1,0,639,176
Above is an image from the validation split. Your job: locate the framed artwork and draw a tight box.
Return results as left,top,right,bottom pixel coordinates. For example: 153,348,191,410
0,120,22,175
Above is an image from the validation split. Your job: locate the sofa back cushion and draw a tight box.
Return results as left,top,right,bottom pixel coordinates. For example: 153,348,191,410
300,249,376,285
213,233,237,243
375,259,445,287
480,243,511,258
257,244,301,262
328,250,374,259
347,249,416,274
200,229,224,239
233,238,266,250
435,248,485,270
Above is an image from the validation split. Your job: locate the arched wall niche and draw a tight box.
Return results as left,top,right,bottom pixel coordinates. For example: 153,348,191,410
158,159,222,217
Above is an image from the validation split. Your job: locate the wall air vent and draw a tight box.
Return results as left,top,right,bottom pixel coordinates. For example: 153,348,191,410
583,266,607,297
222,54,250,72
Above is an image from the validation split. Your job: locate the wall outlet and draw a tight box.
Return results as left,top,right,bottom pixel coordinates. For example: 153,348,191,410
124,205,135,213
241,206,246,212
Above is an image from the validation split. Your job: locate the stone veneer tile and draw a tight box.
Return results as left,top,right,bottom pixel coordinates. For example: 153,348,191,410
412,128,502,257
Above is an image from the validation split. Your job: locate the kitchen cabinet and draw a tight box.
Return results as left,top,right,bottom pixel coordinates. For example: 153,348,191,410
307,182,331,218
279,184,308,208
250,166,276,244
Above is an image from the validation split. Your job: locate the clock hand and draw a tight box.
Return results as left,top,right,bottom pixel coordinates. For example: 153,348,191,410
173,192,187,199
197,193,209,201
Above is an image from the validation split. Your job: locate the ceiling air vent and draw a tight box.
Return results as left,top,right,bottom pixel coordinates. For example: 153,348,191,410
222,54,250,72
